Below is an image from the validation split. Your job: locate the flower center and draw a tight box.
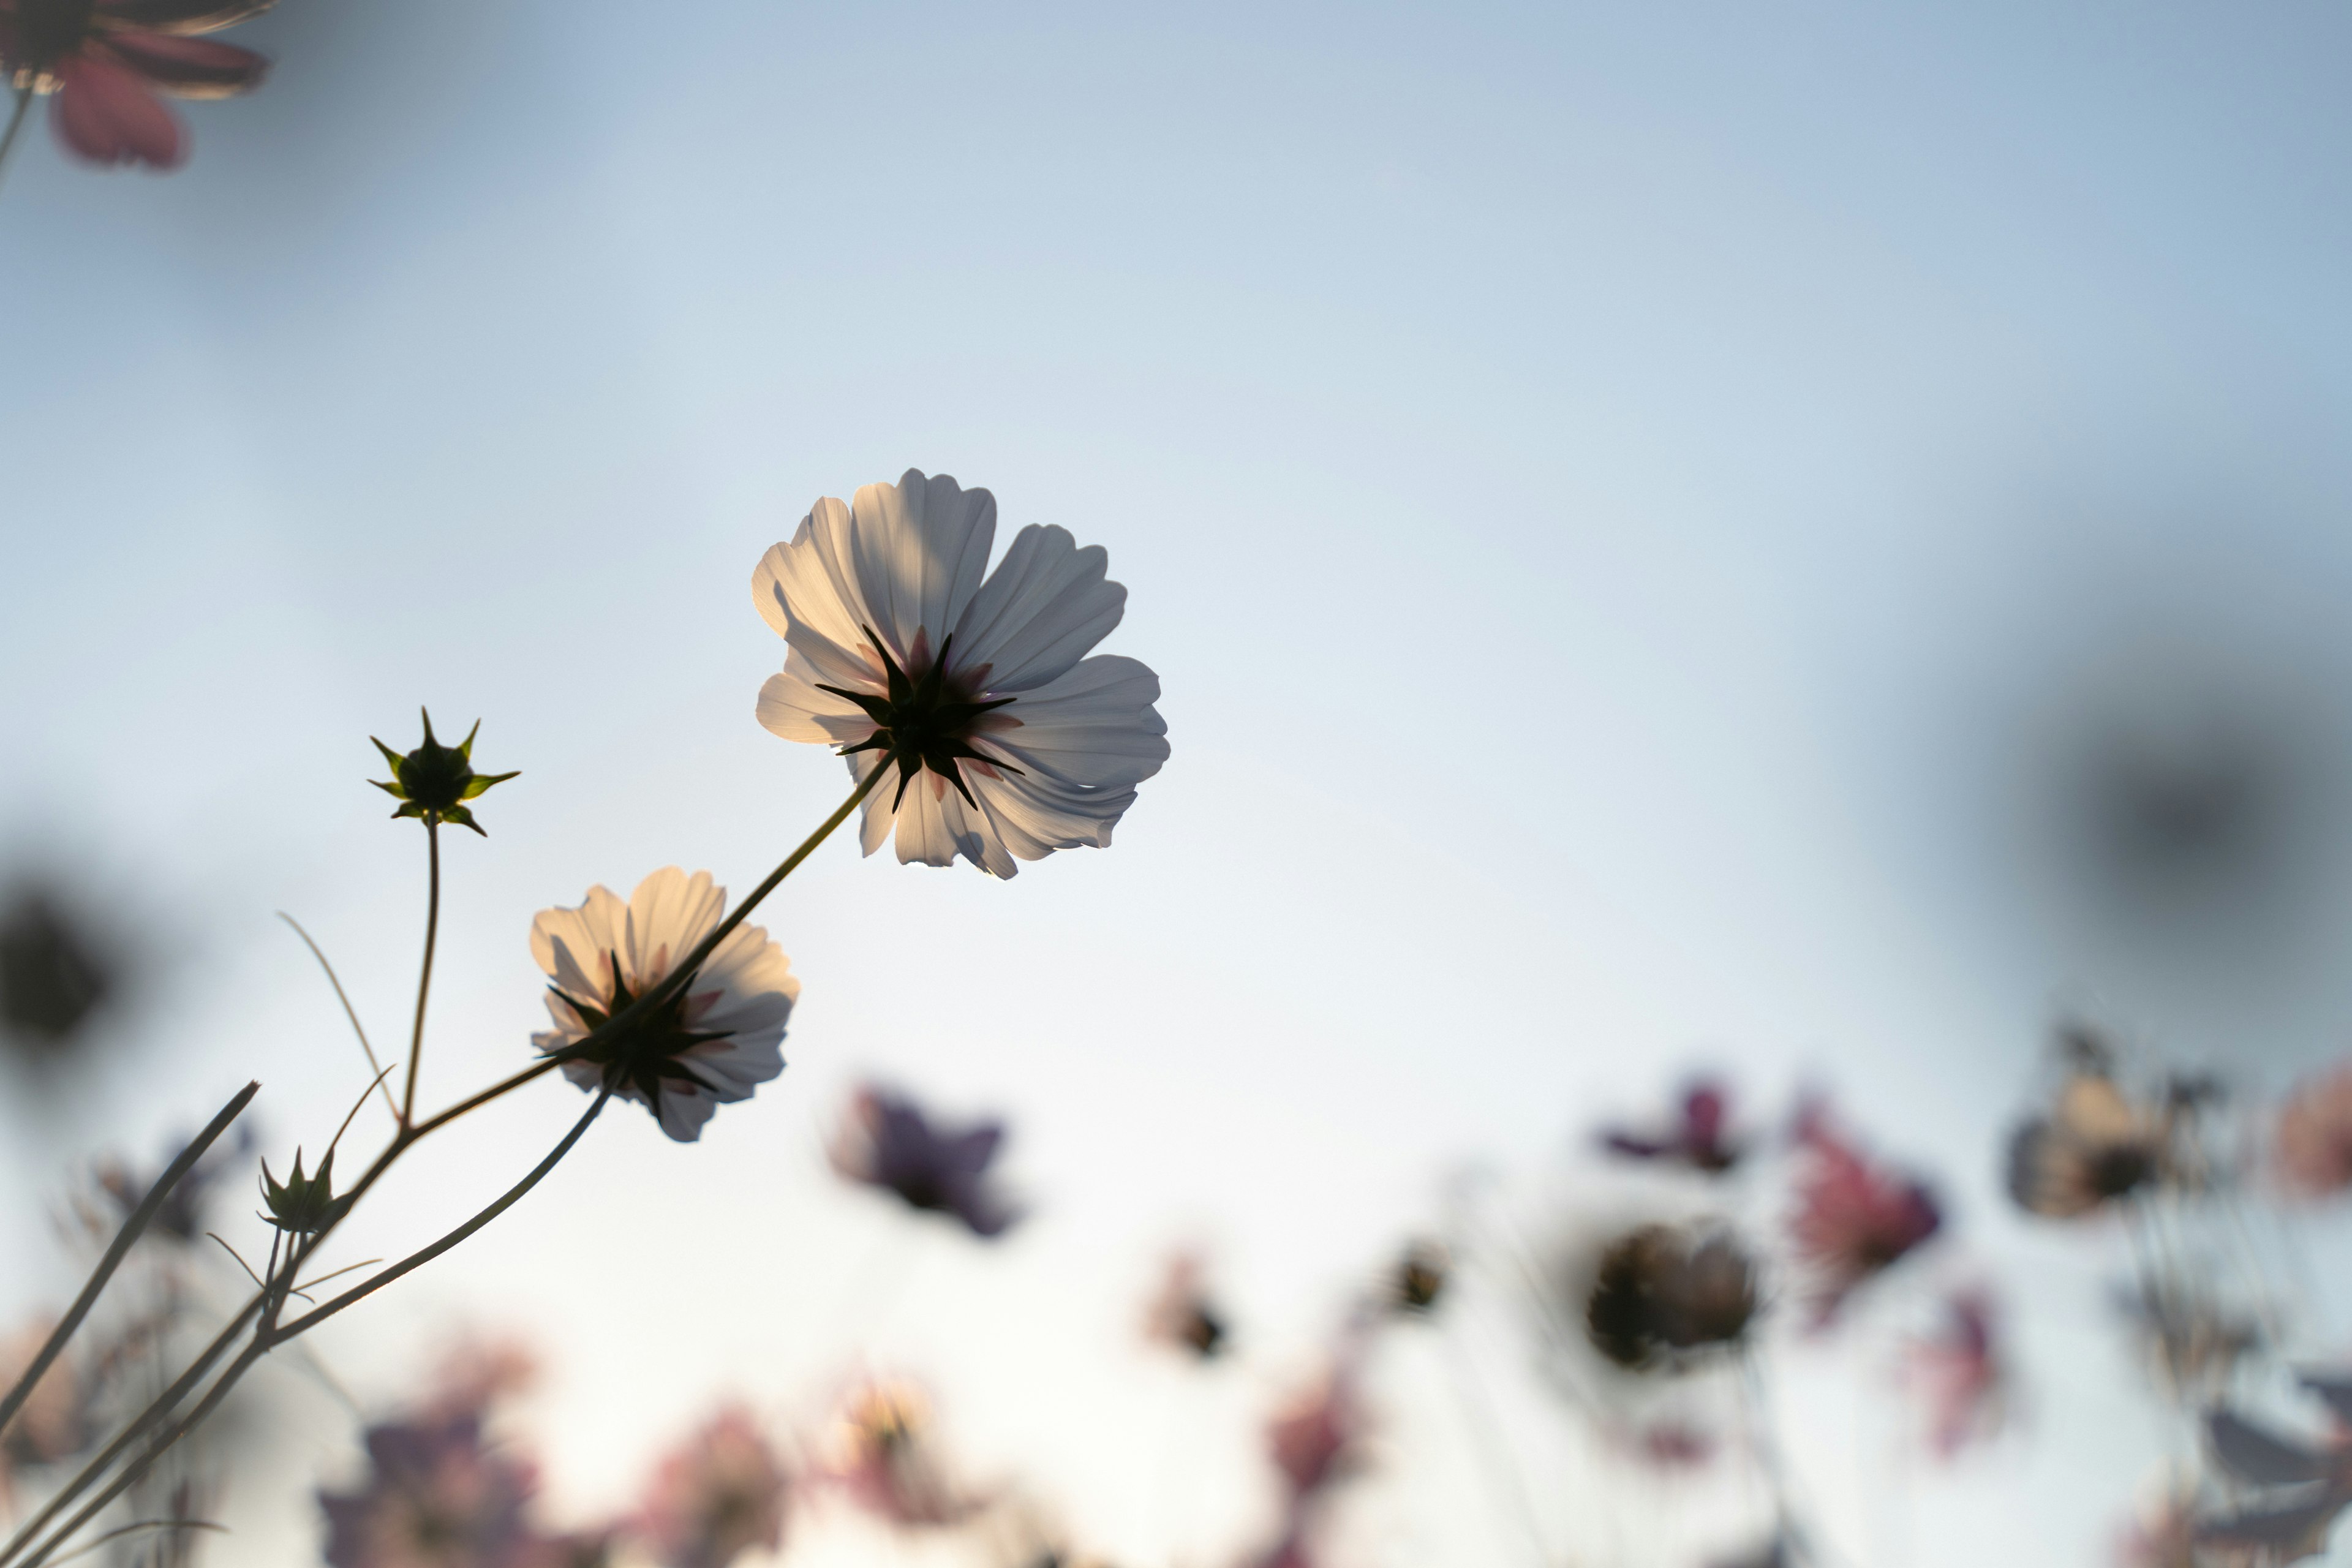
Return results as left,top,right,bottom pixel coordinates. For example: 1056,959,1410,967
816,627,1021,811
551,954,728,1110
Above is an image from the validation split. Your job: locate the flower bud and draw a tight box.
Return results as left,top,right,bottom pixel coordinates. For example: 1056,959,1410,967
369,709,519,836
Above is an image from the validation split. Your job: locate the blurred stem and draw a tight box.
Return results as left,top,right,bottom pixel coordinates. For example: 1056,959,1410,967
0,88,31,195
401,821,440,1125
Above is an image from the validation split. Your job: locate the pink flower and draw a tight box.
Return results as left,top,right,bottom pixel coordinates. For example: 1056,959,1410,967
816,1381,976,1528
1903,1288,2005,1457
636,1406,788,1568
1143,1251,1228,1360
0,1317,89,1490
1600,1077,1744,1175
318,1414,542,1568
0,0,270,170
2277,1062,2352,1199
1788,1099,1940,1325
1267,1368,1359,1501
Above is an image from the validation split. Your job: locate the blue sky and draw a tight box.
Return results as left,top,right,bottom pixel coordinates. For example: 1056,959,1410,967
9,2,2352,1562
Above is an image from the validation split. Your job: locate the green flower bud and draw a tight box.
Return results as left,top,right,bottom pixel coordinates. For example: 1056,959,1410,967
369,709,519,837
258,1147,345,1234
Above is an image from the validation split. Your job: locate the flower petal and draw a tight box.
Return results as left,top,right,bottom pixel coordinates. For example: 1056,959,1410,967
752,504,880,690
97,0,274,34
622,867,722,986
979,654,1168,790
50,56,183,168
755,655,880,746
846,470,995,671
101,29,266,96
951,524,1126,693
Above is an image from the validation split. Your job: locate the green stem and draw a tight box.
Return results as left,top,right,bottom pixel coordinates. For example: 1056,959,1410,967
401,821,440,1125
0,86,32,198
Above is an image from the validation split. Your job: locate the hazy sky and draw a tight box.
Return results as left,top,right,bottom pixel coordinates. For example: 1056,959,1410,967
10,3,2352,1563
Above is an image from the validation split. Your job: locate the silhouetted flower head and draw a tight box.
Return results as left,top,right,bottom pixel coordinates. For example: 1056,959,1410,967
818,1381,975,1527
531,869,798,1143
828,1084,1021,1238
753,469,1169,878
96,1122,251,1244
2277,1061,2352,1199
371,711,519,838
2196,1374,2352,1561
636,1406,787,1568
319,1413,541,1568
1144,1251,1227,1359
2007,1025,2179,1219
1389,1239,1447,1314
259,1144,344,1234
1601,1078,1744,1175
0,884,113,1050
0,0,270,168
1904,1288,2006,1457
1788,1099,1940,1325
1584,1223,1758,1371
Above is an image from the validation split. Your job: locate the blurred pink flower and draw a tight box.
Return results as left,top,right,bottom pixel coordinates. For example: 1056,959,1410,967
1267,1368,1360,1501
1788,1099,1940,1325
531,867,800,1142
1903,1288,2006,1457
0,1317,88,1487
1144,1251,1228,1359
636,1406,787,1568
0,0,270,170
424,1337,540,1423
829,1083,1022,1238
319,1414,543,1568
818,1381,976,1528
1601,1077,1744,1175
2277,1062,2352,1199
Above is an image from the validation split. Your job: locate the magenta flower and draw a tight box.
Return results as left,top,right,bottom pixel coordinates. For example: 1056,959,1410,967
2277,1061,2352,1199
636,1406,787,1568
827,1084,1022,1238
0,0,270,170
1787,1100,1940,1325
1266,1368,1359,1501
1600,1077,1744,1174
1903,1288,2005,1457
318,1414,542,1568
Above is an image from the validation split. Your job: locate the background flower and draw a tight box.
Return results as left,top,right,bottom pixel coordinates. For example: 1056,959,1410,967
827,1082,1022,1238
1789,1099,1941,1325
0,0,270,168
635,1406,787,1568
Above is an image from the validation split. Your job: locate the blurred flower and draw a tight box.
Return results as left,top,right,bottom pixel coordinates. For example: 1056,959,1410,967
532,868,799,1143
2115,1280,2258,1404
318,1412,542,1568
829,1084,1021,1238
2277,1061,2352,1199
637,1406,787,1568
0,1319,89,1476
1388,1239,1447,1314
818,1381,974,1527
2007,1026,2176,1219
1267,1365,1360,1501
1902,1287,2005,1457
0,883,113,1050
1144,1251,1227,1359
0,0,269,169
423,1338,540,1425
2195,1375,2352,1562
370,712,519,838
752,469,1169,878
95,1122,252,1245
1600,1078,1743,1175
1584,1223,1758,1371
1789,1100,1940,1324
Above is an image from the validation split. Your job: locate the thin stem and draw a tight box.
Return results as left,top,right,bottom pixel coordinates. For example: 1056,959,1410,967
0,1082,258,1449
401,821,440,1125
408,1055,564,1140
278,914,399,1124
278,1088,610,1338
0,86,32,198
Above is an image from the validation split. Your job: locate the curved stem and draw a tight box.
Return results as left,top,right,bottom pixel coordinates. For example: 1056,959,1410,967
0,87,33,198
401,821,440,1125
0,1082,257,1449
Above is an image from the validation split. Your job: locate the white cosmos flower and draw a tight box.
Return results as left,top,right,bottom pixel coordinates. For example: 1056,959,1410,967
529,867,799,1142
752,469,1170,878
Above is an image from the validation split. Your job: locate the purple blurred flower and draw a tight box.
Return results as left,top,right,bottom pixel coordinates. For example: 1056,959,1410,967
829,1084,1022,1238
1903,1288,2006,1457
636,1406,787,1568
319,1414,541,1568
0,0,270,170
1788,1099,1940,1325
1267,1366,1361,1502
1600,1078,1743,1175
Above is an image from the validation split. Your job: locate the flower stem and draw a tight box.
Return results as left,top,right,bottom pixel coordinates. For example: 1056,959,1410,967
0,87,32,198
401,821,440,1125
0,1082,257,1452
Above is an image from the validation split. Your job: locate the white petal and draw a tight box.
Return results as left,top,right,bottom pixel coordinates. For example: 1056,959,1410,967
755,500,887,690
624,867,723,983
756,658,881,747
848,471,995,670
853,753,897,856
979,655,1169,789
951,525,1126,693
657,1085,719,1142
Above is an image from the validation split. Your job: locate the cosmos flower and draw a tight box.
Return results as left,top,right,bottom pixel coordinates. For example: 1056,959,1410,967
1788,1100,1940,1325
1902,1288,2005,1457
1600,1078,1743,1175
752,469,1169,879
2007,1072,2175,1219
1144,1251,1228,1359
530,869,799,1143
636,1406,788,1568
2276,1061,2352,1199
1267,1366,1360,1501
827,1083,1022,1238
817,1381,975,1528
0,0,270,170
2195,1378,2352,1561
1583,1223,1758,1371
318,1413,542,1568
